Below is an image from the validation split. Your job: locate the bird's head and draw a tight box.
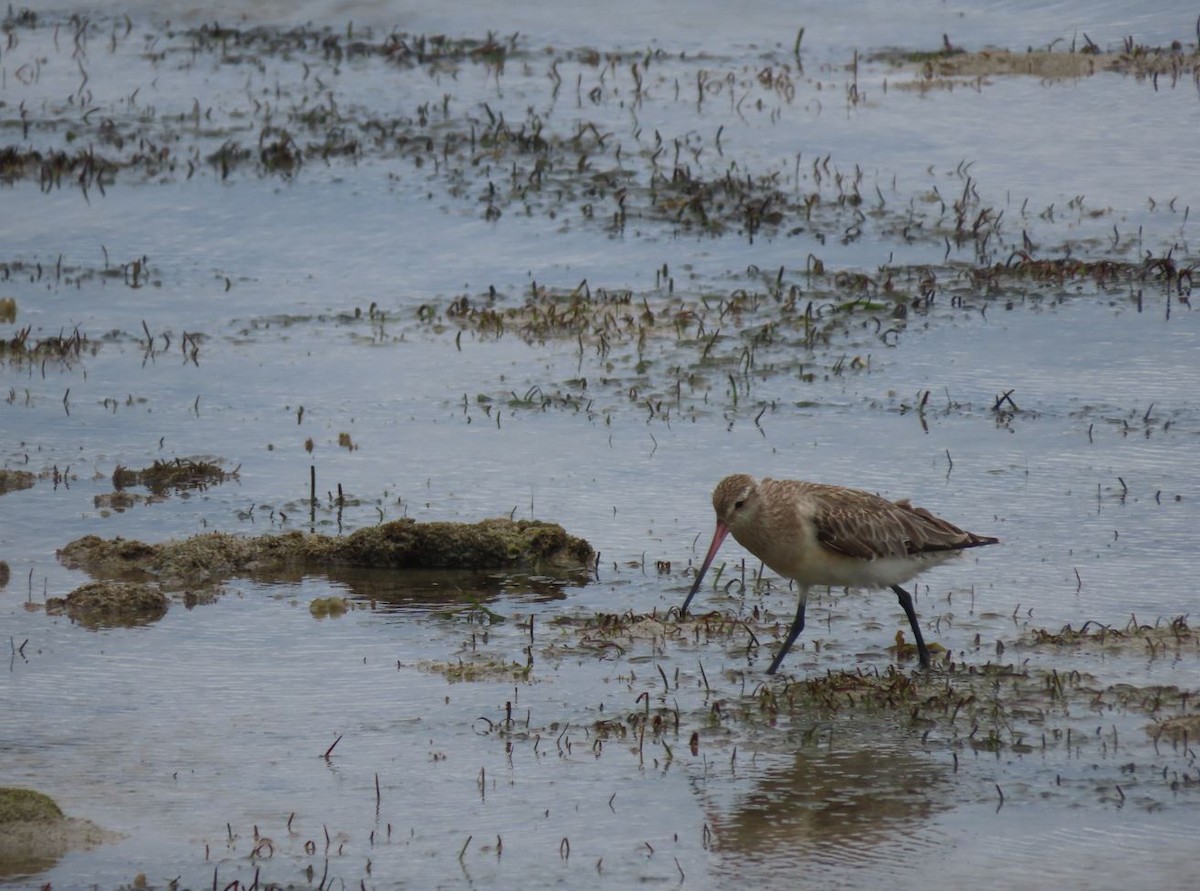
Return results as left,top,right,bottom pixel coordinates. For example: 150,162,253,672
712,473,760,536
680,473,762,616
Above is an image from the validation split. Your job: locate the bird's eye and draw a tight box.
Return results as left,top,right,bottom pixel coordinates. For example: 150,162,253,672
733,499,745,510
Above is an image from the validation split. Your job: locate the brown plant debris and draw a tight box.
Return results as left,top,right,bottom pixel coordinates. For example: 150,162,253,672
417,657,531,683
93,491,167,512
1027,615,1195,655
0,468,36,495
111,457,236,494
1146,714,1200,744
878,42,1200,86
0,325,89,364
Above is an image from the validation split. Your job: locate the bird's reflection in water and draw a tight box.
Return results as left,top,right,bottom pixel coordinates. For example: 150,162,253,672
705,740,948,879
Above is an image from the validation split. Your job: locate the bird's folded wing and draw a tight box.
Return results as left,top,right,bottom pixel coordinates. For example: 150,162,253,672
814,496,986,559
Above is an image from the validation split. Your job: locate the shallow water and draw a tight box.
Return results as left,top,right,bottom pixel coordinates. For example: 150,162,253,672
2,1,1199,888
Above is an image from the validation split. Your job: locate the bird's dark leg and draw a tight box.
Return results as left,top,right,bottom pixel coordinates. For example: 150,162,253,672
891,584,931,668
767,586,809,675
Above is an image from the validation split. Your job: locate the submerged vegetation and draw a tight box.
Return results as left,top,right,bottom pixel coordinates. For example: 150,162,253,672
1027,615,1196,653
876,37,1200,87
0,12,1194,263
2,10,1192,430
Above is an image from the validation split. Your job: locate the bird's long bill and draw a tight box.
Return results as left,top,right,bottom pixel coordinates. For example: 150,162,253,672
681,521,729,617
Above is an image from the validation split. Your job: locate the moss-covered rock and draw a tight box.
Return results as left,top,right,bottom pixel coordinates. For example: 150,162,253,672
0,788,64,824
45,580,168,628
58,518,594,591
330,518,593,569
0,787,119,875
0,469,35,495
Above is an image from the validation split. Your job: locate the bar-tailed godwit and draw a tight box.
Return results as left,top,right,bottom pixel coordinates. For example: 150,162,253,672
682,473,999,674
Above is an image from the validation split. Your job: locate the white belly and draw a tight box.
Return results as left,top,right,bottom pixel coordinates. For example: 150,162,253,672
751,530,960,590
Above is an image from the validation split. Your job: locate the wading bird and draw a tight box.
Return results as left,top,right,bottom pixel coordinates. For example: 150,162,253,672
682,473,998,674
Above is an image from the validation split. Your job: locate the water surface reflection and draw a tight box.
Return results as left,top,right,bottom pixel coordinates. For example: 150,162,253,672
706,734,946,880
